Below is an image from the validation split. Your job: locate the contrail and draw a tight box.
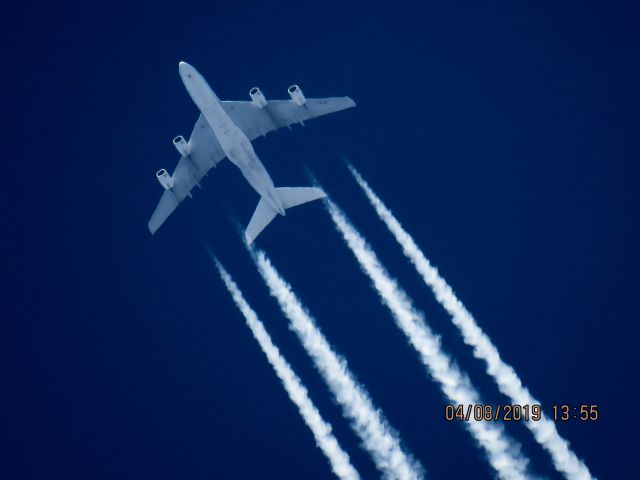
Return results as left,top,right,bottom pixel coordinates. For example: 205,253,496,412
251,249,424,480
325,198,531,480
213,259,361,480
347,164,594,480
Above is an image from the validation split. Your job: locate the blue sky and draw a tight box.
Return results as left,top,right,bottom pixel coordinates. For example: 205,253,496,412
3,1,639,478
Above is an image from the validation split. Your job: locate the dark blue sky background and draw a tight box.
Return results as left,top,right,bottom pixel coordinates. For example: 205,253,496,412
2,1,639,478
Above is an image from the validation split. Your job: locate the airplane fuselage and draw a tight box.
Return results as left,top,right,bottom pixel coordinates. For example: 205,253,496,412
178,62,285,215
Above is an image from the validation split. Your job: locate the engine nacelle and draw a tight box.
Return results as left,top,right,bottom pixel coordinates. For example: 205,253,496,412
288,84,306,106
249,87,267,108
173,135,190,156
156,168,174,190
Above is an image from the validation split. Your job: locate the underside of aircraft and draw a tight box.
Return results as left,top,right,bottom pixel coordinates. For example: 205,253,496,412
148,62,356,244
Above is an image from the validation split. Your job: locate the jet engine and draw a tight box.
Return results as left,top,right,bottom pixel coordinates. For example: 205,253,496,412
288,84,306,106
249,87,267,108
173,135,190,156
156,168,174,190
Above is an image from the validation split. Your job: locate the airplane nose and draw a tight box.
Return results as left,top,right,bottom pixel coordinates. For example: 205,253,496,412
179,61,192,77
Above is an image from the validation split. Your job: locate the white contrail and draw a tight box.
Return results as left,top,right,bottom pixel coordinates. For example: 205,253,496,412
348,165,594,480
214,260,360,480
252,249,424,480
325,198,531,480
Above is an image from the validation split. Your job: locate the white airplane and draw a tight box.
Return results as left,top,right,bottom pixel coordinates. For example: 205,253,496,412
149,61,356,244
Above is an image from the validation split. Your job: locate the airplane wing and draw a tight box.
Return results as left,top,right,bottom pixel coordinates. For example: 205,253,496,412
220,96,356,142
148,114,227,234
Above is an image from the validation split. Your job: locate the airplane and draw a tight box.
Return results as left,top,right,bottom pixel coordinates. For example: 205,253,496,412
148,61,356,244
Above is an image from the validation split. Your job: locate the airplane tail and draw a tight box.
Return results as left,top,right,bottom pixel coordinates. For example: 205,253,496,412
245,187,326,245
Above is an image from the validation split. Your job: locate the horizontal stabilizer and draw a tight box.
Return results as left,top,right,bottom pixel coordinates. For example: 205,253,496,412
245,197,278,245
245,187,326,244
276,187,326,209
